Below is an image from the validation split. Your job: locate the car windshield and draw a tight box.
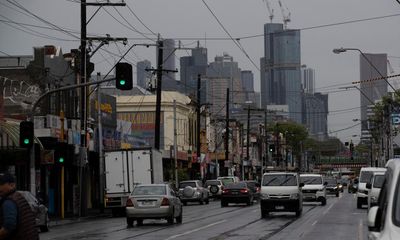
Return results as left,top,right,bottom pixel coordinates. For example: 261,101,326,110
132,186,166,195
218,178,234,186
360,171,374,183
373,175,385,188
205,180,220,187
179,182,196,188
325,178,337,185
301,176,322,185
226,182,246,189
262,174,297,186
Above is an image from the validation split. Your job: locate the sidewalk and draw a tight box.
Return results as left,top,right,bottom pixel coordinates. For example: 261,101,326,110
49,209,112,227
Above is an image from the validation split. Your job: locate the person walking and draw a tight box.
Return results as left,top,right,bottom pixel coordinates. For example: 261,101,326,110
0,172,38,240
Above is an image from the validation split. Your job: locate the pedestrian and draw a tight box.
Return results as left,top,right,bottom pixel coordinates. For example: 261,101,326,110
0,172,38,240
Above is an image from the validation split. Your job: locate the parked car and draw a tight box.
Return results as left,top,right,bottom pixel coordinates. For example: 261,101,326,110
205,179,224,198
260,172,304,218
348,178,359,193
221,182,255,207
357,167,386,209
368,159,399,240
217,176,240,186
178,180,209,205
300,174,327,206
325,178,339,197
245,180,261,200
366,171,386,209
125,184,182,227
18,191,49,232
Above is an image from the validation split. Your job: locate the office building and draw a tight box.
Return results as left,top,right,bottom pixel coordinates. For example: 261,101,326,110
136,60,152,89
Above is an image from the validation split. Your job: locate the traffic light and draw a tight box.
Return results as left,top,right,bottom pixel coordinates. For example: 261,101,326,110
269,144,275,152
19,121,34,148
55,143,68,165
115,62,133,90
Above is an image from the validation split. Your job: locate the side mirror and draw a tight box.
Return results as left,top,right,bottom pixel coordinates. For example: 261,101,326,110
324,182,328,186
366,183,372,189
367,206,379,232
299,182,304,188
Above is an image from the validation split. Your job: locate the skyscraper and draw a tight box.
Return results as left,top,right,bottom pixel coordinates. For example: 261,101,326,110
161,39,177,91
304,92,328,140
136,60,152,89
261,23,302,123
180,47,208,99
302,68,315,94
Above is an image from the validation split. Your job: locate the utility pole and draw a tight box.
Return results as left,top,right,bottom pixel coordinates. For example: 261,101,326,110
154,38,163,150
225,88,230,176
197,74,201,178
96,73,104,212
264,109,268,173
246,107,250,180
173,100,178,189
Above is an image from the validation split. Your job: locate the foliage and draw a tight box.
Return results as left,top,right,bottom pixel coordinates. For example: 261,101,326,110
267,121,308,155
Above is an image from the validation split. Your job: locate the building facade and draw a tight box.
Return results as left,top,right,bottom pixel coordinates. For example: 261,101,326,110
304,92,328,140
136,60,152,89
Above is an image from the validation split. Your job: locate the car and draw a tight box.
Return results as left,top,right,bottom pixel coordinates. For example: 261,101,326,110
348,178,359,193
217,176,240,186
357,167,386,209
221,181,255,207
300,174,327,206
205,179,224,198
366,171,385,209
325,178,340,197
18,191,49,232
125,183,183,227
245,180,261,200
178,180,209,205
367,159,400,240
260,172,304,218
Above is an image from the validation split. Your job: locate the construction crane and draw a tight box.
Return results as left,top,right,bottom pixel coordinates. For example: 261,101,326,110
262,0,274,23
278,0,291,29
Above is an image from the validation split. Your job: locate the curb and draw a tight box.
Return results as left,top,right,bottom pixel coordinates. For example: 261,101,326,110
49,213,111,227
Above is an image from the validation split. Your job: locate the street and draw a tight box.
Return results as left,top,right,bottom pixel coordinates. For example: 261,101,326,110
41,191,368,240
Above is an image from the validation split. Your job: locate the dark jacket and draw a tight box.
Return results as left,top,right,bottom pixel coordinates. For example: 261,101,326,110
0,190,38,240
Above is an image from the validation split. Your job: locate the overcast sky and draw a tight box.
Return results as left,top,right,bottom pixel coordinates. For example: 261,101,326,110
1,0,400,144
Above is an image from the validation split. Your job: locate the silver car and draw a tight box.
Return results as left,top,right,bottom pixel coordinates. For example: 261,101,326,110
125,184,183,227
178,180,209,205
18,191,49,232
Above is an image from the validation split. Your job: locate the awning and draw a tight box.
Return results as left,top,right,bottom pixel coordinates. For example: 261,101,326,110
0,119,43,149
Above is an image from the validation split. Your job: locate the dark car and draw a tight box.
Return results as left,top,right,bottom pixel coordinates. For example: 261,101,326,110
348,178,359,193
245,180,261,200
325,178,339,197
18,191,49,232
221,182,254,207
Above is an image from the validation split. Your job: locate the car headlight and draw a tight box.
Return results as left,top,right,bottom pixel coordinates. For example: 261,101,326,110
290,193,299,199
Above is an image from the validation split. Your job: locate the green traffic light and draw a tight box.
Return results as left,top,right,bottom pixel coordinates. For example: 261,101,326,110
119,79,126,85
59,157,64,163
23,138,30,145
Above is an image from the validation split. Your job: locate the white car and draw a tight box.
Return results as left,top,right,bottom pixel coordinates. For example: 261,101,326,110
368,159,400,240
260,172,304,217
366,171,385,210
357,167,386,209
300,174,327,206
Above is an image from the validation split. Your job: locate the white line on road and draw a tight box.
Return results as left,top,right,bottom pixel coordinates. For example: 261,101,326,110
164,219,227,240
323,203,334,215
358,219,363,240
312,220,318,226
252,209,258,213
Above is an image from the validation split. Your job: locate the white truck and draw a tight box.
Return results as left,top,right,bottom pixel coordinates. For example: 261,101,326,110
104,148,163,216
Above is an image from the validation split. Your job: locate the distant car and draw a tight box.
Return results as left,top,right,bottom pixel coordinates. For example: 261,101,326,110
217,176,240,186
357,167,386,209
366,171,385,209
300,174,327,206
348,178,359,193
178,180,209,205
205,179,224,198
18,191,49,232
125,184,183,227
325,178,339,197
221,182,255,207
245,180,261,200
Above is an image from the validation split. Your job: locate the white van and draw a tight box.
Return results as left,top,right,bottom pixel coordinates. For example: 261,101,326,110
366,171,386,209
368,160,400,240
260,172,304,217
357,167,386,209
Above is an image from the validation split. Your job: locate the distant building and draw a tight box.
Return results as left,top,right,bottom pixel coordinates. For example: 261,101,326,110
304,92,328,140
161,39,177,91
136,60,152,89
302,68,315,94
260,23,302,123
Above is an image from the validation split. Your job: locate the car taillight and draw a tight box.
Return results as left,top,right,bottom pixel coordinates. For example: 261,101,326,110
240,189,249,193
126,198,134,207
161,197,170,206
256,187,260,192
222,189,229,194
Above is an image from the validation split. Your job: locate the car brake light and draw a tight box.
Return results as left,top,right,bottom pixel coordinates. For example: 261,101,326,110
161,197,170,206
240,189,249,193
126,198,134,207
222,189,229,194
256,187,260,192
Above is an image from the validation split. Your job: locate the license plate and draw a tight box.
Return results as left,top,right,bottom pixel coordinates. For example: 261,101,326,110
275,206,284,210
140,201,155,206
231,192,238,194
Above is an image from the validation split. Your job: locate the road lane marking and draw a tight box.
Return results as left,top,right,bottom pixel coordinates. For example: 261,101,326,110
358,219,363,240
312,220,318,226
252,209,258,213
323,203,334,215
164,219,227,240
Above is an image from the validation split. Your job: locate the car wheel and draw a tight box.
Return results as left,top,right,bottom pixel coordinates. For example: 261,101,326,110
261,210,269,218
127,217,134,227
336,192,339,197
320,197,326,206
247,197,252,206
221,200,227,207
182,201,187,206
136,219,143,226
39,214,49,232
199,196,204,205
205,197,209,204
357,198,362,209
295,209,302,217
167,214,174,225
176,207,183,224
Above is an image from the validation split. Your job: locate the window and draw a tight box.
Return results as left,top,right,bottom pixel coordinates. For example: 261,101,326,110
132,186,166,196
373,175,385,188
179,182,196,188
392,174,400,226
360,171,374,183
300,176,322,185
262,174,297,186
